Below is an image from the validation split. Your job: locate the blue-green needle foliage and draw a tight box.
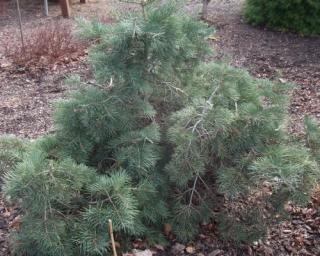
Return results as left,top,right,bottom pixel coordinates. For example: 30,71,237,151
0,135,28,188
3,1,212,255
2,1,320,254
166,63,320,242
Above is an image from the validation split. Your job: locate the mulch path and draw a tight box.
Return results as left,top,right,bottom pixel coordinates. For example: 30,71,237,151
0,0,320,255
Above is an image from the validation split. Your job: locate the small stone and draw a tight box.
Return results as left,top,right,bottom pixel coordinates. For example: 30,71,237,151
279,78,287,83
133,249,153,256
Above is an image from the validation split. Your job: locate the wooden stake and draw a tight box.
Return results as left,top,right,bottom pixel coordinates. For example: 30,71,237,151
60,0,71,18
15,0,25,50
108,219,118,256
44,0,49,16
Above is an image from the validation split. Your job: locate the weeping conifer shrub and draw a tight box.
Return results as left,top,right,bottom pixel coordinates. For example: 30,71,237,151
2,0,320,254
3,1,212,255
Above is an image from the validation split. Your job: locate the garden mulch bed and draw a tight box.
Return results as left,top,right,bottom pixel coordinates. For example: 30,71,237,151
0,0,320,255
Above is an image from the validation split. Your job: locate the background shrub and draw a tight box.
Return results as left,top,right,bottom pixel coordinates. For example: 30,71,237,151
7,21,85,67
244,0,320,35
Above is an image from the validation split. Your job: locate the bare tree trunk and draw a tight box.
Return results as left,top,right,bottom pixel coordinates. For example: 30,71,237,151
201,0,211,20
60,0,71,18
0,1,5,16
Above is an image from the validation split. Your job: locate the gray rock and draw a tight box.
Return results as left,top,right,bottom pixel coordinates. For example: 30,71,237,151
133,249,153,256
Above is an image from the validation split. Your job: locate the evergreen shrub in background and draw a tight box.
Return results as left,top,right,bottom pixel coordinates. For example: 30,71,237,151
244,0,320,35
1,1,320,255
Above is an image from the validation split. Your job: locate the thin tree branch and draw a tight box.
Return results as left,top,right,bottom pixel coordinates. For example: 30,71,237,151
108,219,118,256
188,175,199,207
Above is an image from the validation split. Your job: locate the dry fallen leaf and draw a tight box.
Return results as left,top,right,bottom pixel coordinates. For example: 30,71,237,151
9,215,21,230
163,223,172,236
154,244,164,251
186,246,196,254
0,61,11,68
132,249,153,256
3,211,10,218
208,35,218,41
279,78,287,83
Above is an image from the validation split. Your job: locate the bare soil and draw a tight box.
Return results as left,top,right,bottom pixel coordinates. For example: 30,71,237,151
0,0,319,255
